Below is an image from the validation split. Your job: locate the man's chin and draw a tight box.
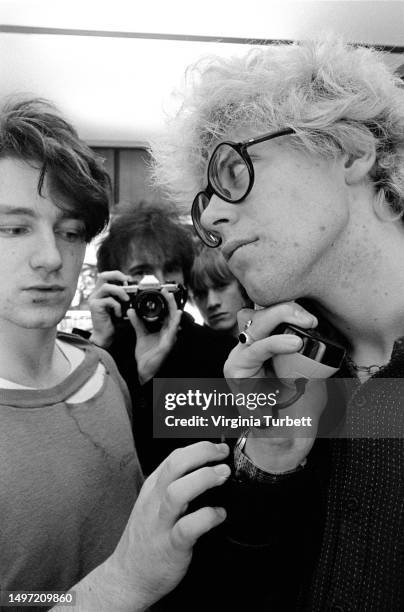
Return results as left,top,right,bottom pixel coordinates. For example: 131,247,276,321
245,289,293,309
9,307,67,330
17,318,62,330
213,324,233,334
230,269,294,307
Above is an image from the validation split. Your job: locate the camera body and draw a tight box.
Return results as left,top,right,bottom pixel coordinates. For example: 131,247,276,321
121,274,187,330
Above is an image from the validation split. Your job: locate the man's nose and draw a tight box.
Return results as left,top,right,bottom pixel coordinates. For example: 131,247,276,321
30,230,63,272
207,288,221,310
200,194,233,237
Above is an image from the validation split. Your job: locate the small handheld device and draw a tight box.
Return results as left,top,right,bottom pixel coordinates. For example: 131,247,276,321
272,324,346,385
120,274,187,330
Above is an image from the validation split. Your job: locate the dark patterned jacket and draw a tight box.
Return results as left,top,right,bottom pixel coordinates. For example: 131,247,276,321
155,339,404,612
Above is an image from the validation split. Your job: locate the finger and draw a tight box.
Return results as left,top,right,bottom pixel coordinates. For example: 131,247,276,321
159,291,182,340
237,302,318,342
160,463,231,521
160,291,181,326
96,270,132,284
127,307,148,337
162,289,180,320
154,441,230,488
90,296,123,319
237,307,256,331
162,309,182,342
170,506,227,552
224,334,304,378
91,282,130,303
241,333,303,362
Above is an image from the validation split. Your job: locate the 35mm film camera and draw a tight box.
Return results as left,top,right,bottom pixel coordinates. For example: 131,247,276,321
120,275,187,330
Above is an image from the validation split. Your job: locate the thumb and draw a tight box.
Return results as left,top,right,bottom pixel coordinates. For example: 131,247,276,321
127,307,147,338
163,310,182,345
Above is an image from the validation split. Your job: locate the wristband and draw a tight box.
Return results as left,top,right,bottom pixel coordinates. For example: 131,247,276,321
234,428,307,482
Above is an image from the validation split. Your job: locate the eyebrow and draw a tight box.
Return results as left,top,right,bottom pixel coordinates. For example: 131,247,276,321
128,261,177,273
0,204,83,222
0,205,36,216
128,263,155,272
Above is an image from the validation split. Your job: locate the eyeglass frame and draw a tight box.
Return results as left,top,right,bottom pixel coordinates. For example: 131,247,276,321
192,127,296,247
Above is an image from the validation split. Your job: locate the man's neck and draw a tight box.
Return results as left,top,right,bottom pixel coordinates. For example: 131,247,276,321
315,223,404,368
0,325,70,389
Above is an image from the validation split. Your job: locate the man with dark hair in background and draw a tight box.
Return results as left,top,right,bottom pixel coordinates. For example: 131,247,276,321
88,202,236,474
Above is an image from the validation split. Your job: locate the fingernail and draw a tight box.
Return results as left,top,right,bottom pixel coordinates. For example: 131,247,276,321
215,443,229,454
214,464,231,478
296,311,317,326
215,507,227,519
284,335,303,348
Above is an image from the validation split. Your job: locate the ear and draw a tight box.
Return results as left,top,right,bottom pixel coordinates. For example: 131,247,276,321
344,147,376,185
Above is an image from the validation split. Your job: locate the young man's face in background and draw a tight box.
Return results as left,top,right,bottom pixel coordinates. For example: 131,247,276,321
123,249,185,287
193,280,246,334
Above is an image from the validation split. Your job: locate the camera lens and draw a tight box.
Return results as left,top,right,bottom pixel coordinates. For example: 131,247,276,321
134,290,168,324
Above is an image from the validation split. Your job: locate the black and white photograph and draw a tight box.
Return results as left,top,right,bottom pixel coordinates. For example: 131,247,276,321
0,1,403,610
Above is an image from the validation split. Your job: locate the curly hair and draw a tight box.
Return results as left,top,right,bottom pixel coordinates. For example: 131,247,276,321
0,97,111,241
97,201,195,286
152,36,404,218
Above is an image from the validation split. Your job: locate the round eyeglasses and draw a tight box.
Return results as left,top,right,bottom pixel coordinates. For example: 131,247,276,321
192,127,296,247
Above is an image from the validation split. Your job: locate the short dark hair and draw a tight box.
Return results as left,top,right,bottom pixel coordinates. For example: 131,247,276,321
0,97,111,241
97,202,195,285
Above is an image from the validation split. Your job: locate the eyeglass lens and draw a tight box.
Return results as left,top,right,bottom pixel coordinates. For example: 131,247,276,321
209,144,250,201
192,192,221,247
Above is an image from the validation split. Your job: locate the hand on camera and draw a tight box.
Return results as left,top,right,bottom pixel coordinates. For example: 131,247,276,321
128,289,182,384
224,302,328,471
88,270,131,348
104,442,231,610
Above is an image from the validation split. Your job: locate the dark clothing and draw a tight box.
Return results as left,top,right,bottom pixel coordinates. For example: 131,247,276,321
107,312,236,474
156,338,404,611
156,439,329,612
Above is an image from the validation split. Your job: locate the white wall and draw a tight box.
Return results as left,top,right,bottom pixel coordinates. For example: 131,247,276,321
1,0,403,144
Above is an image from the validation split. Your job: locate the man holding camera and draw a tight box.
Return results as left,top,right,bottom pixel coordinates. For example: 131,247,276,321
88,202,236,474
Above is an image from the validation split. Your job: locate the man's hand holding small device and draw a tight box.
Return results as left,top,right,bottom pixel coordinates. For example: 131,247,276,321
224,302,344,473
